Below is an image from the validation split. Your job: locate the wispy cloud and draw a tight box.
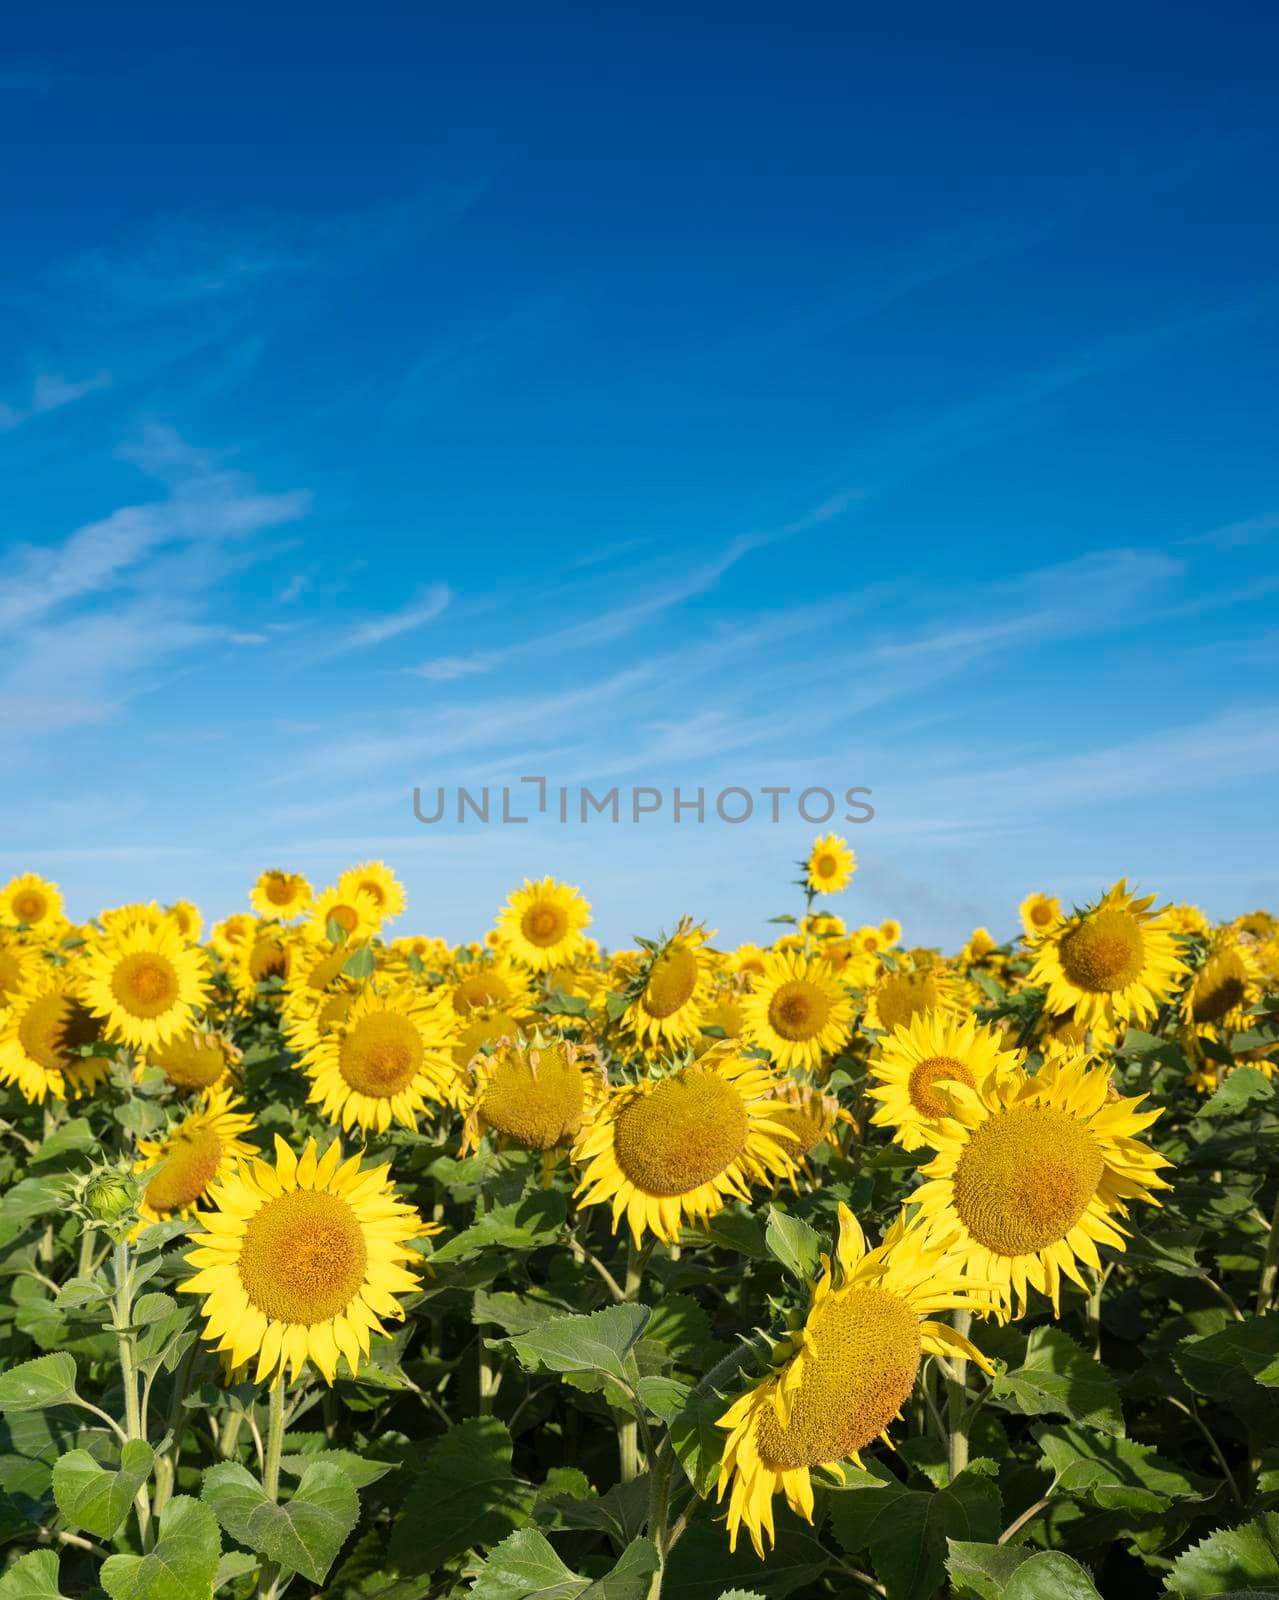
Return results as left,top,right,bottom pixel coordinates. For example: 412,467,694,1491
325,584,452,657
0,369,111,430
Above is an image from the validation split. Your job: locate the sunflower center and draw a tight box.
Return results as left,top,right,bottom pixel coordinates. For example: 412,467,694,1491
454,972,511,1014
773,1104,827,1154
154,1034,227,1089
329,903,360,935
815,855,838,879
1191,950,1248,1024
479,1043,586,1150
14,891,47,924
768,980,831,1041
237,1189,368,1325
907,1056,975,1119
18,993,75,1071
643,947,701,1018
953,1104,1104,1257
1031,901,1054,927
339,1012,423,1097
264,874,295,907
358,879,386,907
111,953,181,1017
249,936,290,983
145,1127,224,1213
522,903,566,946
754,1286,922,1468
873,971,941,1033
1058,911,1144,993
613,1070,749,1195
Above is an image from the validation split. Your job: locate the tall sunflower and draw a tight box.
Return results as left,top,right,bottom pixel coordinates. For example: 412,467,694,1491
462,1032,606,1179
181,1136,435,1385
338,861,406,924
867,1011,1023,1152
135,1087,258,1227
1182,931,1261,1040
496,877,592,972
0,970,113,1103
740,951,853,1071
623,926,713,1050
1,873,64,936
574,1050,796,1244
304,982,461,1133
250,870,314,921
804,835,855,895
308,886,384,945
81,920,212,1052
1018,892,1061,942
908,1053,1170,1316
716,1205,992,1556
1030,881,1188,1032
166,900,203,943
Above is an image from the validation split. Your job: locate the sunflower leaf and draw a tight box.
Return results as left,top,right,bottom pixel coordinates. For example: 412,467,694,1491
764,1207,823,1283
387,1417,530,1576
100,1494,221,1600
1165,1510,1279,1597
0,1550,70,1600
990,1327,1124,1435
200,1460,357,1585
1033,1425,1215,1514
0,1353,80,1413
505,1304,651,1385
52,1439,155,1539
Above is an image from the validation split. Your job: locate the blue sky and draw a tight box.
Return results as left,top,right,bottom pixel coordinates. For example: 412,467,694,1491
3,4,1278,949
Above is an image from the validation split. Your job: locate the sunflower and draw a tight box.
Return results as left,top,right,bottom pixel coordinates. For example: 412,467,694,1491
879,919,902,947
623,926,713,1050
573,1049,796,1244
770,1080,854,1178
1167,903,1213,937
446,957,531,1020
250,870,314,921
867,1011,1023,1152
960,927,998,967
462,1032,605,1178
908,1053,1170,1317
338,861,406,924
0,937,37,1009
166,900,203,943
209,912,256,964
1182,931,1262,1040
716,1205,992,1556
0,970,114,1103
740,951,854,1071
1030,881,1188,1032
1,873,64,936
851,926,883,958
134,1087,258,1226
308,886,383,945
304,982,460,1133
280,941,379,1054
229,925,302,1002
181,1135,435,1386
144,1029,240,1092
863,957,960,1035
452,1008,525,1072
730,944,769,979
80,920,212,1053
1018,893,1061,942
805,835,855,895
496,877,592,972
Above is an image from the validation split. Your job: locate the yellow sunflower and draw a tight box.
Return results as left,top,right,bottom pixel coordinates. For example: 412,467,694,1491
181,1135,435,1386
280,941,379,1054
730,944,769,979
250,870,314,921
573,1049,796,1245
462,1032,606,1178
209,912,256,964
1167,903,1212,937
229,925,302,1002
867,1011,1023,1152
851,926,883,958
0,937,38,1009
1030,881,1189,1032
338,861,406,924
908,1053,1170,1317
446,957,531,1021
1182,931,1262,1040
304,982,460,1133
1,873,64,936
960,927,998,966
0,970,114,1103
80,920,212,1052
496,877,592,972
863,957,961,1035
308,885,384,945
623,926,713,1050
166,900,203,943
879,919,902,947
717,1205,992,1556
805,835,855,895
143,1028,241,1092
1019,893,1061,942
740,951,854,1071
770,1080,854,1179
134,1087,258,1227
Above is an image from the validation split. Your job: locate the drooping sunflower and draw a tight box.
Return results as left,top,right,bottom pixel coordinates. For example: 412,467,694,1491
462,1032,606,1179
80,920,212,1052
716,1205,993,1556
867,1011,1023,1152
863,956,960,1035
907,1053,1170,1317
1,873,65,936
1182,931,1262,1040
308,885,384,945
338,861,406,924
623,926,714,1050
0,970,114,1103
770,1079,854,1177
574,1049,796,1244
1030,881,1188,1032
181,1135,436,1386
134,1087,258,1227
804,835,855,895
740,950,854,1071
250,870,314,921
304,982,461,1133
1018,892,1061,942
143,1028,241,1092
496,877,592,972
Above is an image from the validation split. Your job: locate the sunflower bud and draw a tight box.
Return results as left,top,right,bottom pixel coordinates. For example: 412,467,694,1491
83,1168,138,1225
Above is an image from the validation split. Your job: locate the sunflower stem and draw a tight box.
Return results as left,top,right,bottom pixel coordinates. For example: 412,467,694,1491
475,1192,498,1415
1257,1184,1279,1316
618,1238,646,1481
111,1237,154,1550
257,1382,288,1600
945,1309,971,1481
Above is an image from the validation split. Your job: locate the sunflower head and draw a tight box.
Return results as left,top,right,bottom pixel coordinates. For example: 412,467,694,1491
79,921,211,1054
805,835,855,895
770,1079,849,1162
1183,932,1261,1038
147,1029,240,1091
863,957,959,1035
250,870,314,921
868,1009,1023,1152
135,1087,257,1225
463,1031,604,1157
308,886,384,946
448,958,530,1019
1019,892,1061,942
0,971,113,1104
338,861,406,923
495,877,592,972
1,873,65,935
623,924,712,1049
741,950,854,1072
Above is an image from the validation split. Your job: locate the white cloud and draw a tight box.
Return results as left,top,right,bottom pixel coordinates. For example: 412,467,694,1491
0,368,111,430
326,584,452,656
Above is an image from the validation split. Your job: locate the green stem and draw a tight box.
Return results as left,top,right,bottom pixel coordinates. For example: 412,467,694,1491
1257,1184,1279,1316
946,1310,971,1481
112,1238,154,1550
258,1383,288,1600
618,1238,647,1483
151,1339,198,1519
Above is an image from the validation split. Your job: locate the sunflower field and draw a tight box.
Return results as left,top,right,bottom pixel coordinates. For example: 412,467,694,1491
2,853,1279,1600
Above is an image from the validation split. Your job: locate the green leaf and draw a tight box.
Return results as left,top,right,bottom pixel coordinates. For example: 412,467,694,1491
1197,1068,1277,1120
342,945,376,980
506,1304,651,1385
430,1191,568,1262
1001,1551,1104,1599
578,1539,659,1600
278,1447,396,1488
991,1327,1124,1435
0,1353,79,1413
466,1528,584,1600
1166,1512,1279,1596
634,1376,689,1422
1177,1316,1279,1397
27,1120,96,1170
534,1477,649,1549
946,1540,1037,1599
1034,1425,1214,1514
0,1551,68,1600
388,1417,529,1576
764,1207,823,1283
100,1494,221,1600
828,1463,1002,1600
201,1460,357,1585
53,1439,155,1539
326,916,349,945
662,1516,829,1600
0,1177,68,1222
